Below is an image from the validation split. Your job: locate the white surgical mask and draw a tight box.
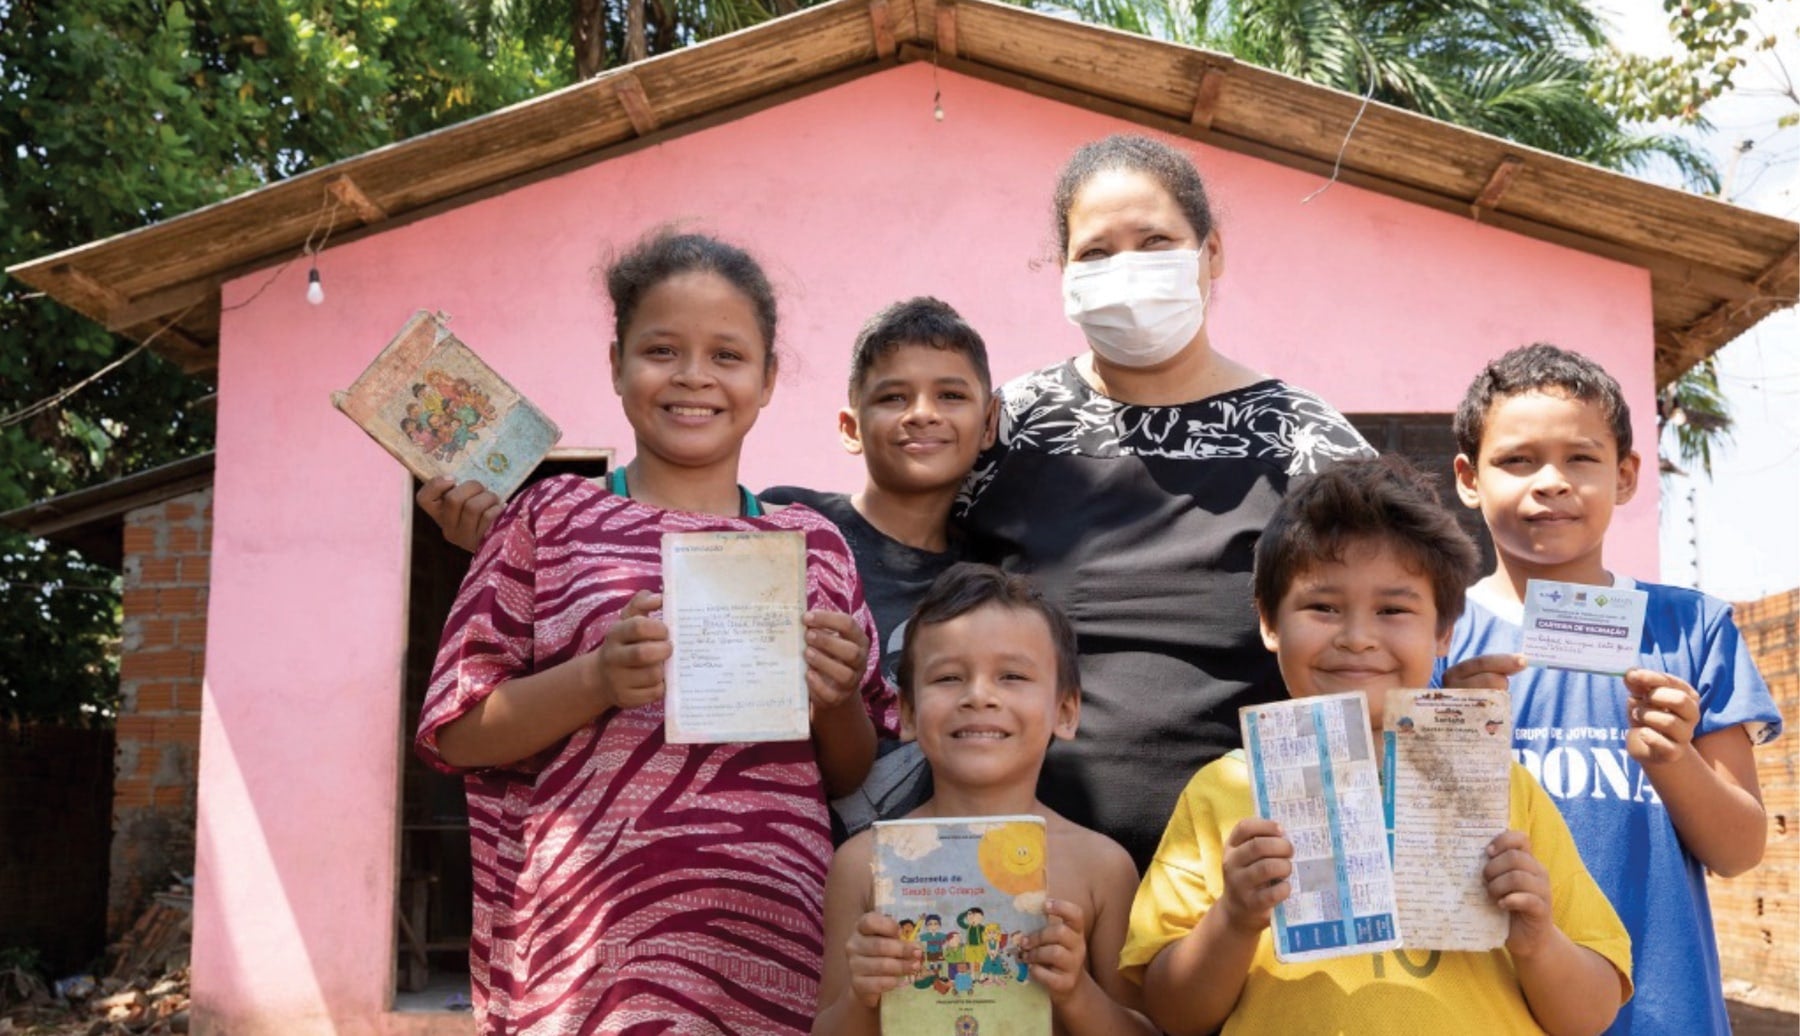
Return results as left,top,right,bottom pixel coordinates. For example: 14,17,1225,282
1061,248,1206,367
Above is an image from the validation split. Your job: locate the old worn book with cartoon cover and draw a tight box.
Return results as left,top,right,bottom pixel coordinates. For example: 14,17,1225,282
331,311,561,500
873,816,1051,1036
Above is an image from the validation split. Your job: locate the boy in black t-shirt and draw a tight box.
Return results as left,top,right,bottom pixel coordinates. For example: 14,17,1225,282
417,297,996,835
763,297,997,835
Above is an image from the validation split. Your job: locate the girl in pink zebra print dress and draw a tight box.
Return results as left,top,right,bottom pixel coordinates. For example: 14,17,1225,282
416,231,897,1035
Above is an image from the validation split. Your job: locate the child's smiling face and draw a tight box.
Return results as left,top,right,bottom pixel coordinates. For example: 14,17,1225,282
610,270,775,474
843,343,994,496
1454,389,1638,584
901,603,1079,790
1259,536,1450,731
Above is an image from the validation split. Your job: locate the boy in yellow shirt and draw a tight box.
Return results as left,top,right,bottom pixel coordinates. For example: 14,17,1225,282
1121,457,1632,1035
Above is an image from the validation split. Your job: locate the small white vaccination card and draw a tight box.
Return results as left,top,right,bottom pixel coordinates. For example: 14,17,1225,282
1519,578,1648,675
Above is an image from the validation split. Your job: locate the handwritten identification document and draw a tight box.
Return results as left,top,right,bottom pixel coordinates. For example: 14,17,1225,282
1241,693,1402,962
1382,689,1512,951
1520,578,1648,675
662,530,808,744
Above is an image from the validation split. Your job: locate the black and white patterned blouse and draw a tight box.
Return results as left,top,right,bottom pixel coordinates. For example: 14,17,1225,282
958,359,1373,870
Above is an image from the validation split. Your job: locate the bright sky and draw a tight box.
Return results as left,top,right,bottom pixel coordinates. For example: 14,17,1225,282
1599,1,1799,602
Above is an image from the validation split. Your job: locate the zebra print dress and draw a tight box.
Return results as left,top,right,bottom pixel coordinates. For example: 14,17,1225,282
417,475,896,1035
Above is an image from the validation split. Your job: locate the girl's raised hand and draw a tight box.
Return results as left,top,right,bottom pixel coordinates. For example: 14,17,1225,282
1219,818,1293,935
804,610,870,714
1020,898,1089,1004
846,911,919,1009
1622,668,1701,765
1484,830,1554,958
592,591,672,711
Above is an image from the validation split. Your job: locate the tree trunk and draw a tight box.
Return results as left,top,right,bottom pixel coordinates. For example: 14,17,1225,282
650,0,676,54
626,0,648,63
575,0,606,79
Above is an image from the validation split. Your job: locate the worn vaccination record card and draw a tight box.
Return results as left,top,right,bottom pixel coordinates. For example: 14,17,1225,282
1519,579,1648,675
1382,689,1511,951
1241,693,1401,962
661,529,808,744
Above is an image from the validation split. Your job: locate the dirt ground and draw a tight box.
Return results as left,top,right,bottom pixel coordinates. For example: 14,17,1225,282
1729,999,1800,1036
4,978,1793,1032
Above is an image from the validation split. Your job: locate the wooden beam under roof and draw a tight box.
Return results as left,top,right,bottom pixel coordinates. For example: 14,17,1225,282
327,175,389,225
7,0,1792,387
869,0,899,59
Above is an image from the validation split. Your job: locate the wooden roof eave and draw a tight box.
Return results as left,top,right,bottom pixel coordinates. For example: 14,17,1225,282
908,0,1796,387
0,452,217,570
8,0,1796,387
7,0,914,376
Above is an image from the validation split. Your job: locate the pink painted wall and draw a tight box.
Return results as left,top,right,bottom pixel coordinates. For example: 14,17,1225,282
195,62,1660,1033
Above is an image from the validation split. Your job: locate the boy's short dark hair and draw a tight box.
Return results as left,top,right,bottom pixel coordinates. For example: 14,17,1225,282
1253,456,1480,634
847,297,992,403
1453,343,1633,459
896,563,1079,706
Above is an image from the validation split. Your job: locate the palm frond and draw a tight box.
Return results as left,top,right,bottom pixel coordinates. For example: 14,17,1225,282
1659,358,1733,477
1583,132,1720,193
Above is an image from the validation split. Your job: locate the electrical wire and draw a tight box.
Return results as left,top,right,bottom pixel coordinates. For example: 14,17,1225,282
0,192,341,430
1302,49,1379,205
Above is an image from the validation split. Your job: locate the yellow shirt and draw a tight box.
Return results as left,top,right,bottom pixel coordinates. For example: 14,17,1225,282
1120,754,1632,1035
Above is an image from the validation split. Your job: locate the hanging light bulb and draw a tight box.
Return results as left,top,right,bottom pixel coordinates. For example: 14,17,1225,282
306,266,325,305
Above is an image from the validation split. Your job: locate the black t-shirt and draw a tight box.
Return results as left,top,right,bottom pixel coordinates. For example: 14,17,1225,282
759,486,962,682
759,486,961,840
957,361,1373,870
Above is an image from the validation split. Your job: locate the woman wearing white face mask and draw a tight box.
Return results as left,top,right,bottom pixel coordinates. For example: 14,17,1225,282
957,134,1373,872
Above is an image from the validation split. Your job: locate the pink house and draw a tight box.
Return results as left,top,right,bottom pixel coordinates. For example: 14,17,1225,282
12,0,1797,1031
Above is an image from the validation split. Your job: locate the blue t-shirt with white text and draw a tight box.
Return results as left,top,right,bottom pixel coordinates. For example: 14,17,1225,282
1441,577,1780,1036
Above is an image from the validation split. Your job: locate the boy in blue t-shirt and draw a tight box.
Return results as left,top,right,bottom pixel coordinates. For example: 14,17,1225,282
1441,343,1781,1035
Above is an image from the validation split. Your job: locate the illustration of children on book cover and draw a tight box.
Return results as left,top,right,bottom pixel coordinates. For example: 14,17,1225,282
335,311,561,501
874,817,1050,1035
374,319,519,475
399,368,499,463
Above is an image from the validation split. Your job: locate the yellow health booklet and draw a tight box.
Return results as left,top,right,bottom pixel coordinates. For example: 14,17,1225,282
873,816,1051,1036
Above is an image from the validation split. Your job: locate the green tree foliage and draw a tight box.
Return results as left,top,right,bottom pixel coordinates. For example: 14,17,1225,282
1030,0,1719,189
1594,0,1793,127
474,0,824,80
1659,356,1733,478
0,0,571,723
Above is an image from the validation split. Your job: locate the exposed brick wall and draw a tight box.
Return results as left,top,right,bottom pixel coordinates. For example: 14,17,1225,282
110,489,210,938
1710,589,1798,1013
